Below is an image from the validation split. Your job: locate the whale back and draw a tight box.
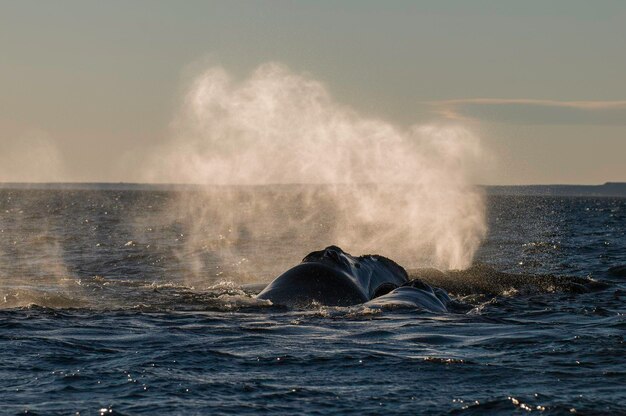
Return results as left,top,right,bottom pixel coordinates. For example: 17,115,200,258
364,279,450,312
354,253,409,299
257,246,409,307
256,262,368,307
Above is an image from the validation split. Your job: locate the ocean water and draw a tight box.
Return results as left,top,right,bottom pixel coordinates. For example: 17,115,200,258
0,187,624,415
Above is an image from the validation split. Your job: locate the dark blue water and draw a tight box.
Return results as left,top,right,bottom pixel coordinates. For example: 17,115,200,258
1,189,624,415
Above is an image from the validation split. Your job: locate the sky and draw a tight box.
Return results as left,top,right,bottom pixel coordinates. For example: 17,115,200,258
0,0,625,185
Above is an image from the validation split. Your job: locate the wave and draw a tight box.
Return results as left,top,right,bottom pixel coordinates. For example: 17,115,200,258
608,265,626,277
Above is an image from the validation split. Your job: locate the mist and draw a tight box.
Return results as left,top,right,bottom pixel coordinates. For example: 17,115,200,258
142,63,487,278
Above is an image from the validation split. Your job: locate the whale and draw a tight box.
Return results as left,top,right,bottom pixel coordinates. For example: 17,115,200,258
256,246,452,311
364,279,452,312
256,246,410,307
253,245,608,311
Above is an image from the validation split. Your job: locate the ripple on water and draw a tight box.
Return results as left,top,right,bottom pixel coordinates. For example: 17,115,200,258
1,192,626,414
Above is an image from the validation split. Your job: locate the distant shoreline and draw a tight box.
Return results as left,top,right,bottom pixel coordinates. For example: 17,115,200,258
0,182,625,197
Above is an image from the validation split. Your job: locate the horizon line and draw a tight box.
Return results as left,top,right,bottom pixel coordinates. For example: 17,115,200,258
0,181,624,188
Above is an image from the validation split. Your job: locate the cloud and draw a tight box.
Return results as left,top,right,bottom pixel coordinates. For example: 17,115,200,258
429,98,626,125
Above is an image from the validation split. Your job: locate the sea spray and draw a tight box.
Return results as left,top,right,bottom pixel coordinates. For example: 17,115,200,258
143,63,487,282
0,192,82,308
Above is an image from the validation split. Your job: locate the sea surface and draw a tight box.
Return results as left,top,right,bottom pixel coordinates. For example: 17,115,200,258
0,187,624,415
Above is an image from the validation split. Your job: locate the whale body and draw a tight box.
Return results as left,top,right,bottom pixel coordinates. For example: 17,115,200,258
257,246,409,307
254,246,608,310
256,246,451,311
364,279,451,312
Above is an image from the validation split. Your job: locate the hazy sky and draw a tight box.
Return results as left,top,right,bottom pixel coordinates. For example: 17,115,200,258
1,0,625,185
